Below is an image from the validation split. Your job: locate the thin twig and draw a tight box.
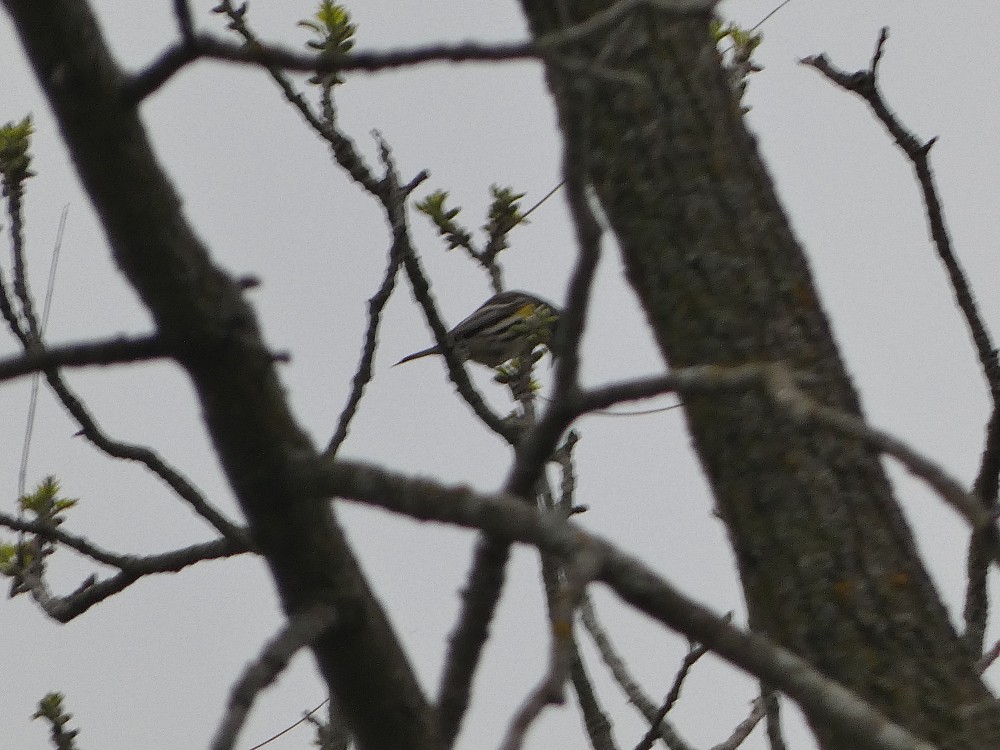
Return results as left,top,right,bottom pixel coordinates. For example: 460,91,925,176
324,242,404,458
6,165,41,339
398,247,515,441
633,643,708,750
802,32,1000,396
710,695,768,750
498,552,600,750
520,181,565,223
0,508,246,569
14,537,244,622
580,595,696,750
216,0,383,192
127,36,537,102
438,132,602,743
436,534,513,746
39,365,250,544
217,2,512,442
749,0,796,31
976,638,1000,674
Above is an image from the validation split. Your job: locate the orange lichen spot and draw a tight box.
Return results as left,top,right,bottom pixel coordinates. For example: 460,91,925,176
832,580,855,600
792,280,814,307
552,618,573,639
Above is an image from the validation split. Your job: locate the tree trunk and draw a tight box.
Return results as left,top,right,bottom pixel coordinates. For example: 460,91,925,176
2,3,440,749
519,2,998,747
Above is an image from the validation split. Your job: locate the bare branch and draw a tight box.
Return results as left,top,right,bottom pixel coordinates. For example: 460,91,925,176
40,365,250,544
313,457,937,750
569,643,618,750
580,595,695,750
5,159,41,339
762,366,993,535
710,695,768,750
803,35,1000,651
499,655,568,750
211,604,339,750
0,262,28,345
633,643,708,750
761,687,788,750
14,537,244,622
172,0,194,43
214,2,513,445
438,125,606,738
129,0,718,102
976,638,1000,675
127,35,538,102
0,508,247,570
324,242,404,458
503,94,603,497
215,0,383,192
4,1,439,747
802,29,1000,419
398,244,516,441
0,334,166,383
533,361,1000,553
499,552,598,750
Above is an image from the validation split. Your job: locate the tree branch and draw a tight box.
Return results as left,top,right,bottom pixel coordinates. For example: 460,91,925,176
710,695,767,750
0,334,166,382
0,508,247,569
324,238,403,458
211,604,340,750
633,643,708,750
172,0,194,43
14,537,244,622
127,36,538,103
580,595,695,750
311,457,937,750
568,642,618,750
41,364,250,544
3,2,437,748
129,0,719,103
804,36,1000,651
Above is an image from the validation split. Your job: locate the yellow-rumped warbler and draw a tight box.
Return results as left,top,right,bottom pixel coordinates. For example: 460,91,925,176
395,290,558,368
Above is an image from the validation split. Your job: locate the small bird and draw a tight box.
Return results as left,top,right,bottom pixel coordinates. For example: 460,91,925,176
395,290,559,368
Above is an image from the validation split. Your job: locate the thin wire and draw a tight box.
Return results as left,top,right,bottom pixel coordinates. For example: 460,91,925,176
719,0,798,56
538,392,683,417
245,699,329,750
17,205,68,499
749,0,795,31
588,401,682,417
521,180,565,223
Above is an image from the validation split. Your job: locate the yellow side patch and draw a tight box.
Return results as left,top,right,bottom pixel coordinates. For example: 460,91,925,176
515,303,536,318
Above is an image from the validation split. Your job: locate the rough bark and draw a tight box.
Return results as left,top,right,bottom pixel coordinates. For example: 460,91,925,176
519,2,999,748
1,3,440,749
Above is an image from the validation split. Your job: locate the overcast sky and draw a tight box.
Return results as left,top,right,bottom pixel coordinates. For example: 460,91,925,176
2,2,999,749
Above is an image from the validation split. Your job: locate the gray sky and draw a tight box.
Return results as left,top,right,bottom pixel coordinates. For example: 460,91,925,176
2,1,998,748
